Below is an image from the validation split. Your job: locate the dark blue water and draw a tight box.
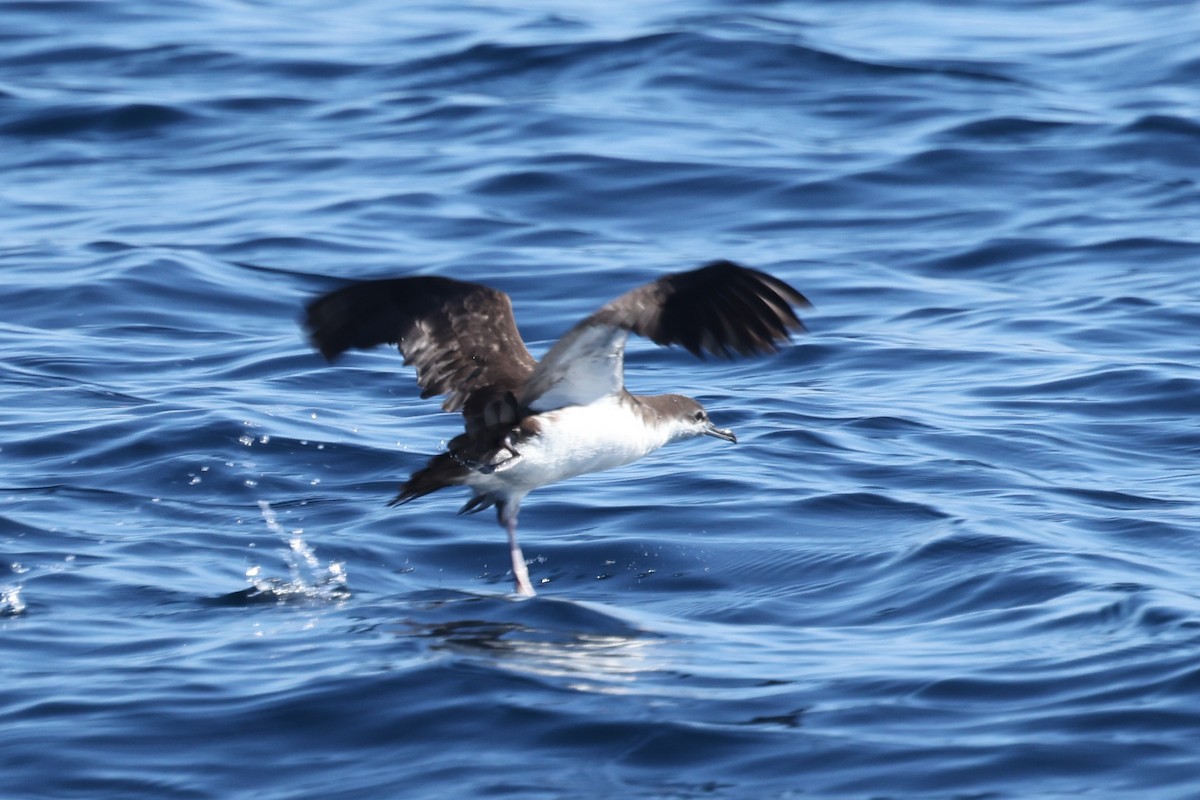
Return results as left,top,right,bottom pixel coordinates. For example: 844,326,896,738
3,1,1200,797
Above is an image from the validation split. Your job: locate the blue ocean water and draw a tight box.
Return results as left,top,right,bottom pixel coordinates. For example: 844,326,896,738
3,0,1200,797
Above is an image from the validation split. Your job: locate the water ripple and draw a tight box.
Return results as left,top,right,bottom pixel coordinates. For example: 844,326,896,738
2,0,1199,798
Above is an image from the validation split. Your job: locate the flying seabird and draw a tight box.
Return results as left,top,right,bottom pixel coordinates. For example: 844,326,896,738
304,260,810,597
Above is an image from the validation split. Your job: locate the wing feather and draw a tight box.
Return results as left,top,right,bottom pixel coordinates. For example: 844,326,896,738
620,260,809,357
520,261,810,410
304,276,536,422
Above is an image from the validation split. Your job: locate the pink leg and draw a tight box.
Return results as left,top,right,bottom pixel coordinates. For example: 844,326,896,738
501,505,535,597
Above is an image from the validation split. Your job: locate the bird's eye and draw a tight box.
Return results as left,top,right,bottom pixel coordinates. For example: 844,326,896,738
694,411,706,422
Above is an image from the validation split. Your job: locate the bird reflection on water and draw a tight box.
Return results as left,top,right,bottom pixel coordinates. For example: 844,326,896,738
400,592,665,689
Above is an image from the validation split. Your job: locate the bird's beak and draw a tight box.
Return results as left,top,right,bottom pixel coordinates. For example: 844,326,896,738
704,421,737,444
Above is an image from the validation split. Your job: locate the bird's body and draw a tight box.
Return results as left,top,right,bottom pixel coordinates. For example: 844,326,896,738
465,395,678,495
305,260,809,596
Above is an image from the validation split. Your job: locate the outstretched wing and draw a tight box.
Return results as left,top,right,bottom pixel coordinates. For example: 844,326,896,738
520,260,810,411
304,276,537,423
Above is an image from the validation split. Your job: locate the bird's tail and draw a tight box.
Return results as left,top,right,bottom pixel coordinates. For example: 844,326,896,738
389,452,468,507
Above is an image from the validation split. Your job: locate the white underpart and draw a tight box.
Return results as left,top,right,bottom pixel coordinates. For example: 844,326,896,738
464,395,682,498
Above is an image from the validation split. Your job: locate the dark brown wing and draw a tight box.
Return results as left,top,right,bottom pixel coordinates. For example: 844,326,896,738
592,260,811,359
303,276,536,420
519,261,810,411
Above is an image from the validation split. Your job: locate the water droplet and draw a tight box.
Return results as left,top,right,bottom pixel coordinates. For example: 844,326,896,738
1,585,25,616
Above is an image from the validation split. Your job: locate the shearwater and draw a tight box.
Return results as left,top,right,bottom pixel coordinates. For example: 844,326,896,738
304,260,810,597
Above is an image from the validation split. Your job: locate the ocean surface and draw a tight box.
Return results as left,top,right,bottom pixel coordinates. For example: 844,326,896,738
3,1,1199,797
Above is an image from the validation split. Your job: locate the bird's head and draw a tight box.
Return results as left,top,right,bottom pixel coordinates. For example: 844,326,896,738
653,394,737,444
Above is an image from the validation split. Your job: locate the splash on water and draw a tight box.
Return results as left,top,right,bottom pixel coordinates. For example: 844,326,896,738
1,561,28,617
1,584,25,617
244,500,349,603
